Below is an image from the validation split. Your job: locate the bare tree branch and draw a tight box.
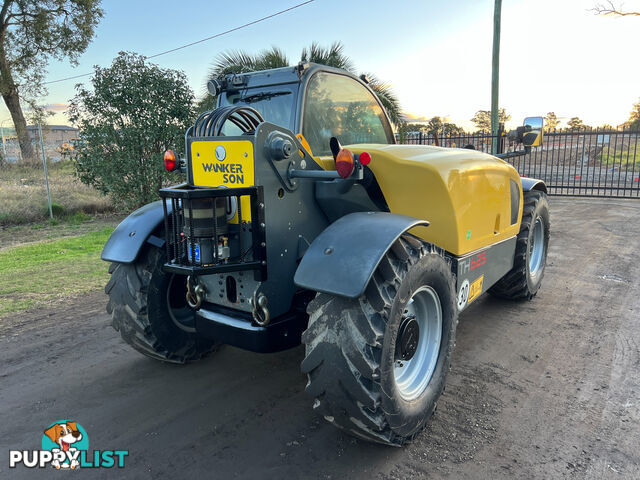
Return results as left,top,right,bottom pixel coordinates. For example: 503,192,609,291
0,1,14,31
592,1,640,16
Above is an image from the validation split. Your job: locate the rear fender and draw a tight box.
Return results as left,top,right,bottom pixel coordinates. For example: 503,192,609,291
521,177,547,193
294,212,428,298
101,201,169,264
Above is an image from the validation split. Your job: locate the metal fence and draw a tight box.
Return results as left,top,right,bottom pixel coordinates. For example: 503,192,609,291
1,137,69,163
400,130,640,198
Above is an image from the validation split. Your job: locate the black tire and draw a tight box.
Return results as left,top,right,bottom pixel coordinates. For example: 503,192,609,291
490,190,550,300
301,237,458,446
105,246,219,363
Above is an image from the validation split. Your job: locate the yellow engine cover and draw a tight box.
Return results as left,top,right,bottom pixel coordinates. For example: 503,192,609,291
348,144,523,256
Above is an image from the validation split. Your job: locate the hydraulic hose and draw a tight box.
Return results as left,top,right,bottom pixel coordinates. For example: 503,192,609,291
191,106,264,137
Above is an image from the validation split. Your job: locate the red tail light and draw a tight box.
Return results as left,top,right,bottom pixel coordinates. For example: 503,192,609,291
359,151,371,166
164,149,176,172
335,149,354,178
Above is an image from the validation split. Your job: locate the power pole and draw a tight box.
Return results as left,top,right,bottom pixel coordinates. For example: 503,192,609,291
491,0,502,155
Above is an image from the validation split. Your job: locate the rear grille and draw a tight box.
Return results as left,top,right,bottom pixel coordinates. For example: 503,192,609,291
159,183,266,280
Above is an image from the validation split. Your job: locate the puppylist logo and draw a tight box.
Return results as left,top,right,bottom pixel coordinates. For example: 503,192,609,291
9,420,128,469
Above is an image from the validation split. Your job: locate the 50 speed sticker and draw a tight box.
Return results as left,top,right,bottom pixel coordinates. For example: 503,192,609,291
457,279,470,311
467,275,484,304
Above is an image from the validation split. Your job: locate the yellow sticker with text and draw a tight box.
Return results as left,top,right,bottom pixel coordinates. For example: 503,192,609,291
191,140,254,223
191,140,254,188
468,275,484,304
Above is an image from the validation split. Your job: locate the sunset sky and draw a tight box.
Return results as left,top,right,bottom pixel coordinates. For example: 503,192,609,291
3,0,639,131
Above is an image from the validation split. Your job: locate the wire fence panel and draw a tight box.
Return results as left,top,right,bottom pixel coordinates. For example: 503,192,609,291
399,130,640,198
1,137,73,164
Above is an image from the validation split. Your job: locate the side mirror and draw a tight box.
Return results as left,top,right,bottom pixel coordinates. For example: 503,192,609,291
522,116,544,148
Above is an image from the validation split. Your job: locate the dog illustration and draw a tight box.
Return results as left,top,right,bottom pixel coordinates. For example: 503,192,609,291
44,421,83,469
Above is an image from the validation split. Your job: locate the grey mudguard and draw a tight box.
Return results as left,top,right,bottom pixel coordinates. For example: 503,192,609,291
521,177,547,193
294,212,428,299
101,201,170,264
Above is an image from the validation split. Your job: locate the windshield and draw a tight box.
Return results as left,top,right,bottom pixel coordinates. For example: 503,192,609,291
302,72,392,156
219,85,298,135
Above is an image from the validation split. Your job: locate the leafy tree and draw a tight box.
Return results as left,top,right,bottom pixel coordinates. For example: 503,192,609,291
68,52,194,210
426,116,443,135
471,109,510,132
443,122,465,135
397,121,408,144
627,98,640,131
199,42,402,126
567,117,586,131
544,112,559,132
404,123,426,132
0,0,103,163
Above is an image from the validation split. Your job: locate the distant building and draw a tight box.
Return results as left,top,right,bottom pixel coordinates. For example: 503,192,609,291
26,125,79,146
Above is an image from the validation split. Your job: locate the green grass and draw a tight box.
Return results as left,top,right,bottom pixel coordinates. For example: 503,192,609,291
0,227,114,316
598,150,640,171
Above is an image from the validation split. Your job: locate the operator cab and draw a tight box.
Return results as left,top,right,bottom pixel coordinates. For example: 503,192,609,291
216,63,395,162
215,64,394,214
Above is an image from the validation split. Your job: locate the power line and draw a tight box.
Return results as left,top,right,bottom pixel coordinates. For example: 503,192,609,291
45,72,92,85
44,0,314,85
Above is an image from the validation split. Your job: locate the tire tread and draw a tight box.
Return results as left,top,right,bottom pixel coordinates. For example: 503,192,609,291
489,190,549,300
106,248,217,364
302,237,446,446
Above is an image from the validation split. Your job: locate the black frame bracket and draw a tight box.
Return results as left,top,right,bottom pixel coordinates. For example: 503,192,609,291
159,184,267,280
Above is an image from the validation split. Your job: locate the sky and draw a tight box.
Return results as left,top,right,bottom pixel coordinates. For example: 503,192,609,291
3,0,639,131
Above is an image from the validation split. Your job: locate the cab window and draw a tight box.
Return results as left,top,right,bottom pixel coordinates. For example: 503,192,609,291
219,85,297,135
302,72,392,156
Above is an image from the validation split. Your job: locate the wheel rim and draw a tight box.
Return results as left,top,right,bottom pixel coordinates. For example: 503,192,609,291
166,274,196,332
393,286,443,401
529,217,545,278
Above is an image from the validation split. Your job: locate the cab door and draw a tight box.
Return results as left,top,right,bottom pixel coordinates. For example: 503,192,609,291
300,71,394,169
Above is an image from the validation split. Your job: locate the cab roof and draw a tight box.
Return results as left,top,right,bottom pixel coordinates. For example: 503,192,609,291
219,63,363,90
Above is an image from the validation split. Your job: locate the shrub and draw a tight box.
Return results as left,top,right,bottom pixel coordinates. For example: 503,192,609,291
68,52,195,211
49,202,66,217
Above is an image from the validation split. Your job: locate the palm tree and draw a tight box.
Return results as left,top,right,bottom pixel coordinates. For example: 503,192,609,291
197,42,401,126
300,41,354,72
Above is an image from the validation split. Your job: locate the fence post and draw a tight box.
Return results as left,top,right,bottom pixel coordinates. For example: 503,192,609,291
497,122,505,154
38,121,53,219
0,125,6,158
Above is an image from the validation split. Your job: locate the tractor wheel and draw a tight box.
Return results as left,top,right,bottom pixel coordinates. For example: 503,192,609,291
105,246,219,363
301,237,458,446
490,190,550,300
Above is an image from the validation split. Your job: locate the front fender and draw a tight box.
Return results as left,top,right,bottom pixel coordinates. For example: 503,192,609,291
294,212,428,299
101,201,170,264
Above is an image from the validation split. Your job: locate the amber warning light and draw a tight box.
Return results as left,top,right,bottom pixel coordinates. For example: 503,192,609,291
164,150,177,172
335,149,354,178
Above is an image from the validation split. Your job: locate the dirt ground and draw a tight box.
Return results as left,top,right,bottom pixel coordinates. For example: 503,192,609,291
1,197,639,479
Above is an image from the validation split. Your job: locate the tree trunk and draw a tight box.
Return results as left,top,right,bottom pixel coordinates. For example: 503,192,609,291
0,47,35,163
2,90,35,163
